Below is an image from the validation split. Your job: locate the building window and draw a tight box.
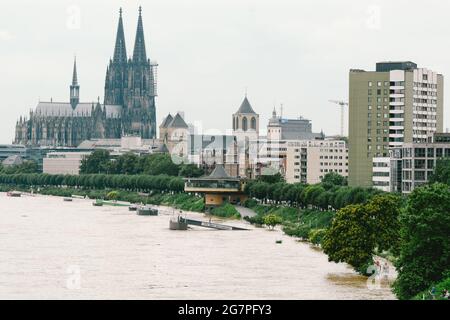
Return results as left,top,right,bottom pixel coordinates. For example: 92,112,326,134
242,117,248,131
251,117,256,130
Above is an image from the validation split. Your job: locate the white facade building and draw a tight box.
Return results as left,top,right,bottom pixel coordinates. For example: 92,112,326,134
372,157,391,192
43,152,91,175
285,139,348,184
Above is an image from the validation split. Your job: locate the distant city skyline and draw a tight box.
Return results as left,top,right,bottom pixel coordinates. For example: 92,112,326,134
1,0,450,144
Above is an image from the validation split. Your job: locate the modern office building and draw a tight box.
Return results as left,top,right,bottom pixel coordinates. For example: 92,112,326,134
349,61,443,187
400,133,450,193
372,133,450,194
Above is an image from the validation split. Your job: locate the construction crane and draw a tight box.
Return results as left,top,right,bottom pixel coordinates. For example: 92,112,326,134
329,100,349,137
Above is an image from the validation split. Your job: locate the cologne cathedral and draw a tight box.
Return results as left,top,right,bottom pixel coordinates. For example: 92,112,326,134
14,7,157,147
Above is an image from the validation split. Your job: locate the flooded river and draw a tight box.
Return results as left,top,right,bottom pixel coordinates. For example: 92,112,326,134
0,193,395,299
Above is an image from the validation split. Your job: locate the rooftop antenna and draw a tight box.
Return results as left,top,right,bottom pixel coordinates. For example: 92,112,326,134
280,103,283,119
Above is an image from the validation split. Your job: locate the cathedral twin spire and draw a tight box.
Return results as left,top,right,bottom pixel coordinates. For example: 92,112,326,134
113,6,148,64
113,8,127,63
132,7,147,63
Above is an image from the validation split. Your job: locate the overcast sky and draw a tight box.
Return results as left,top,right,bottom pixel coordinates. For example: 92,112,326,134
1,0,450,143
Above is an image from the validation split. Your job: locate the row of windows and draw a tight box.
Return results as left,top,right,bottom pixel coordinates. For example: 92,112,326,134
403,148,450,158
368,137,389,143
373,172,390,177
414,106,437,112
233,116,257,131
320,162,347,167
319,149,347,153
402,170,434,181
414,114,437,120
413,98,437,104
368,152,389,158
368,97,389,103
368,129,389,135
319,155,348,160
368,145,389,151
368,89,390,96
373,162,389,168
373,181,389,187
368,113,390,119
368,105,390,111
412,125,437,132
368,121,390,127
414,90,437,96
320,169,348,173
413,82,437,89
368,81,394,87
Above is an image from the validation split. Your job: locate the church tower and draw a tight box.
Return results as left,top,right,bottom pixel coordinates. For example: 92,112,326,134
104,7,157,139
70,58,80,108
104,8,128,106
123,6,157,139
232,95,259,141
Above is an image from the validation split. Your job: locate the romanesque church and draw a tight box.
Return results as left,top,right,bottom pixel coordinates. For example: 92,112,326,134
14,7,157,147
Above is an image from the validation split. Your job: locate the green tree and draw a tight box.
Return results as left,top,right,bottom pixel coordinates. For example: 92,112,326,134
106,190,119,200
308,229,327,245
179,164,204,177
263,214,283,230
321,172,347,188
3,160,39,174
257,172,284,184
80,150,111,174
322,204,374,271
393,183,450,300
113,153,140,175
429,158,450,185
322,194,401,273
141,153,180,176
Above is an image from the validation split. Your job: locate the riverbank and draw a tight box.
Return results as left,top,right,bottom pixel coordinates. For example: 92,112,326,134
0,184,205,213
0,192,396,299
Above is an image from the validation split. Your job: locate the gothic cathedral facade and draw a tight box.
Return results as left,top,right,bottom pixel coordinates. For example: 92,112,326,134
14,7,157,147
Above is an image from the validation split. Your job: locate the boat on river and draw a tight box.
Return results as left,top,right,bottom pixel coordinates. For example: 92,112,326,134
137,206,158,216
129,204,138,211
92,199,129,207
7,191,21,197
63,197,73,202
92,200,104,206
